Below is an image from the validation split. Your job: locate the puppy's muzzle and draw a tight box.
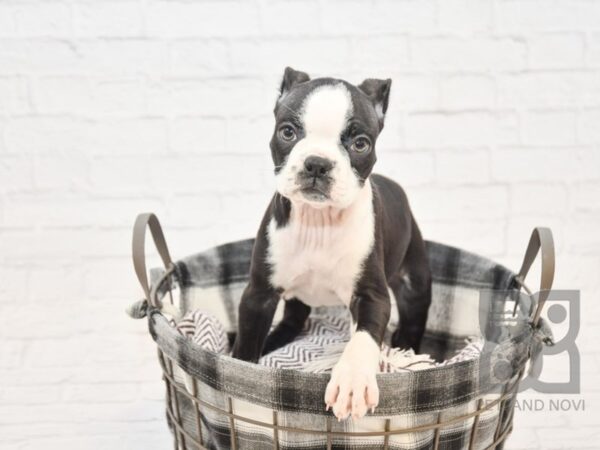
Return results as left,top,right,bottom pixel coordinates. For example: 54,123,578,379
297,155,335,200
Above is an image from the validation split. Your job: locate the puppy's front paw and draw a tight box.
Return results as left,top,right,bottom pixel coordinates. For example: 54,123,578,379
324,360,379,421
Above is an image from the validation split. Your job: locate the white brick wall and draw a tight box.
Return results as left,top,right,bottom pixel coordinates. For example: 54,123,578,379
0,1,599,448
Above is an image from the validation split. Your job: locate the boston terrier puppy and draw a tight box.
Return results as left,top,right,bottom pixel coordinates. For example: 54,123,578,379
232,68,431,420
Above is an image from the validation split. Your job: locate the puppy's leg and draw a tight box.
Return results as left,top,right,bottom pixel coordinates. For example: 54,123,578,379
231,282,279,362
324,279,390,420
390,227,431,352
262,298,311,355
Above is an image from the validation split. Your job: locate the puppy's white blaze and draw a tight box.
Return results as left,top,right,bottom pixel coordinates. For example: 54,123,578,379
302,84,352,140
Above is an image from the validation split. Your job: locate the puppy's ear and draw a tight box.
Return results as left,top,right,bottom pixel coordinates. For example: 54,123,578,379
358,78,392,124
279,67,310,97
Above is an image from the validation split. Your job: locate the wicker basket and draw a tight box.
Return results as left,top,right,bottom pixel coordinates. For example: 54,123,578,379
130,213,555,450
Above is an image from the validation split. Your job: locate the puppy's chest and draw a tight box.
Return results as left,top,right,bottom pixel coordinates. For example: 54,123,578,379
267,208,374,307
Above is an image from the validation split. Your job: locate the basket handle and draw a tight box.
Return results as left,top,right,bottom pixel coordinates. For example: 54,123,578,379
516,227,555,327
132,212,173,307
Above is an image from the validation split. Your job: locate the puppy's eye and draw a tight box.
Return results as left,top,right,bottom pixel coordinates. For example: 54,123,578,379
351,136,371,153
279,125,297,142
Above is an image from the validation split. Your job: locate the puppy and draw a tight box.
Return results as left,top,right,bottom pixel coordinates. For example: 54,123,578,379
232,68,431,420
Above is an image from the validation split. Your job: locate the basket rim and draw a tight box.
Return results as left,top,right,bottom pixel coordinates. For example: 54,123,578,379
149,308,532,415
147,238,536,415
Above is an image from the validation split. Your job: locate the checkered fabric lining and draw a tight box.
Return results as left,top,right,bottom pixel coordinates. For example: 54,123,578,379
137,238,544,450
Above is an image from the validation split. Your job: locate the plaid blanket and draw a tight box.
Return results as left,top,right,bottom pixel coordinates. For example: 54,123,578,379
130,238,549,450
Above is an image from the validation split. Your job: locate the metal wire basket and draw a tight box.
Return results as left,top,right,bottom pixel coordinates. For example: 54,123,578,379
130,213,555,450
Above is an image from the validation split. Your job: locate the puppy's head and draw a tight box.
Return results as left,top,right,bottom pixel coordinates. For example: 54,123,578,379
271,67,391,209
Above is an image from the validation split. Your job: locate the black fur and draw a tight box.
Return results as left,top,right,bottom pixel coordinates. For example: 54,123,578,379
232,69,431,362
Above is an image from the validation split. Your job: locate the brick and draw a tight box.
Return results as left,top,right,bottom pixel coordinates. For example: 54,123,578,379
13,2,71,38
588,32,600,65
405,112,519,148
412,185,509,222
4,194,166,228
229,38,351,76
0,41,71,75
18,432,171,450
32,76,92,114
1,39,168,77
496,0,600,32
440,74,496,109
438,0,493,33
509,183,568,215
32,154,89,191
73,1,143,38
166,193,223,228
217,191,272,225
27,265,85,304
146,155,269,193
26,338,92,368
349,37,410,73
497,71,600,109
259,0,320,36
5,117,168,155
75,40,169,76
0,341,25,368
93,78,146,115
0,4,18,37
536,425,600,449
572,181,600,211
5,116,88,154
0,155,34,192
63,383,138,403
566,211,600,255
522,110,577,146
0,266,29,303
0,228,127,260
388,74,440,111
491,147,578,182
375,151,435,187
0,76,29,114
90,156,151,194
146,1,260,38
225,115,273,154
147,78,266,116
33,76,145,117
411,37,527,71
169,40,229,75
434,149,490,185
575,147,600,182
319,0,436,35
508,422,540,450
0,385,61,405
423,219,507,256
578,109,600,144
170,117,227,154
529,33,585,69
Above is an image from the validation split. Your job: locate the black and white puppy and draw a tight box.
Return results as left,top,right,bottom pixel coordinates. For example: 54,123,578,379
232,68,431,420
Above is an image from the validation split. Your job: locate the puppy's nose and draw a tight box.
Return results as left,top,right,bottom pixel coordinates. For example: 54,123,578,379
304,156,333,177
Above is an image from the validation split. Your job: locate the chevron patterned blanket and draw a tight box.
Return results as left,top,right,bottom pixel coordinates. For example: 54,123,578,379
174,308,484,373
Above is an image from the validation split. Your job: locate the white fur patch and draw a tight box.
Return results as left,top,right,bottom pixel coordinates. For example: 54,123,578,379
324,330,380,419
268,181,374,308
275,84,363,209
